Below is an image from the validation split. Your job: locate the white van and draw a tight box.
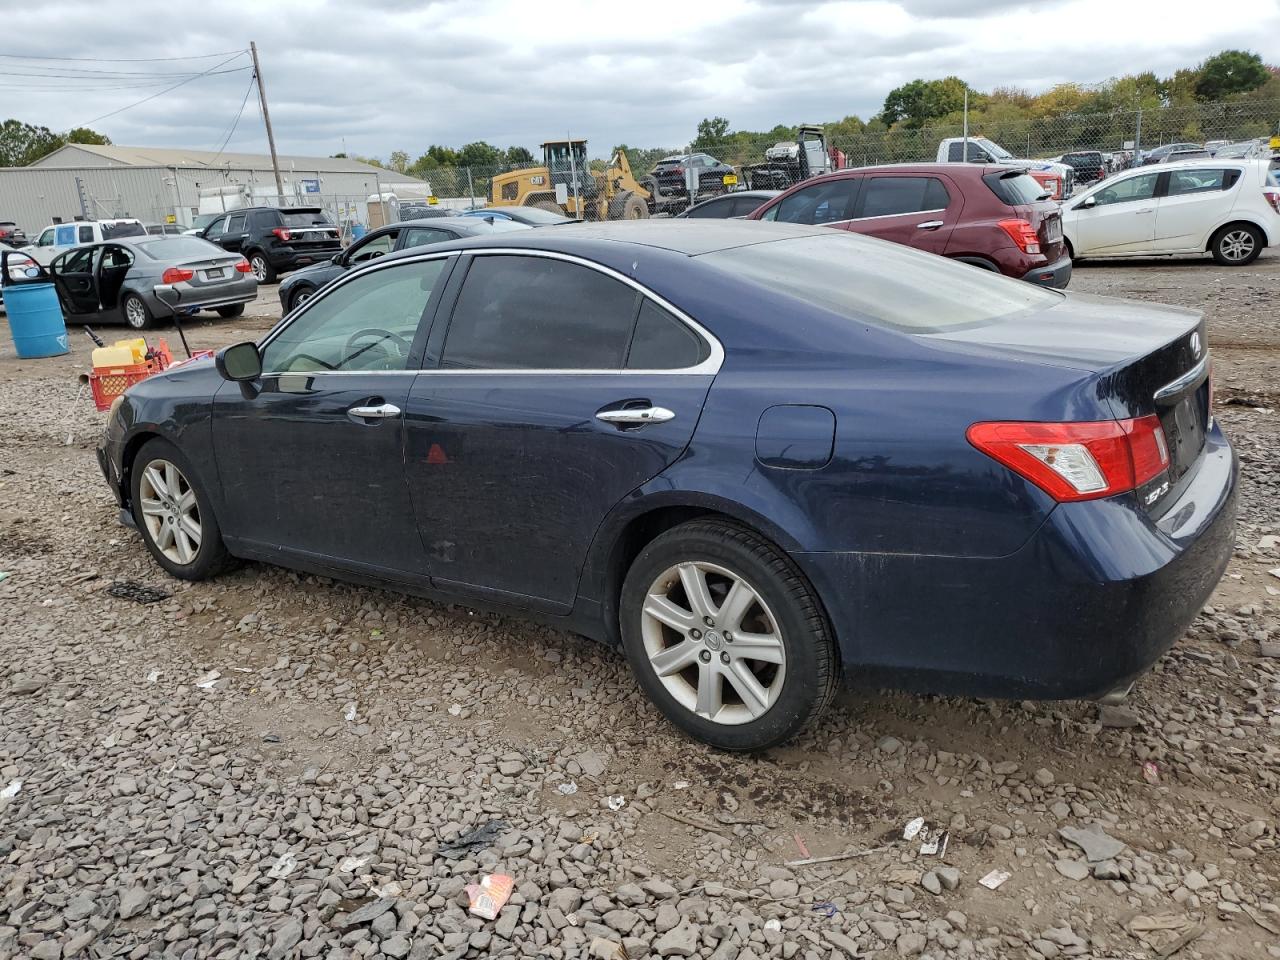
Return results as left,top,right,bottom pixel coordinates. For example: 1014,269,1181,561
23,218,146,264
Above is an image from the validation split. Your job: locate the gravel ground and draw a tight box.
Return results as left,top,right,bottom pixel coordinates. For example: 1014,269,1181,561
1,252,1278,960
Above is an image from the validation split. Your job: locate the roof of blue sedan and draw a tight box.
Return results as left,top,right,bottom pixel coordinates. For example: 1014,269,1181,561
386,219,834,258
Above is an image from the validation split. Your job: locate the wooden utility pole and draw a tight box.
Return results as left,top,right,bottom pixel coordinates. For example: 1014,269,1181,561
250,41,285,201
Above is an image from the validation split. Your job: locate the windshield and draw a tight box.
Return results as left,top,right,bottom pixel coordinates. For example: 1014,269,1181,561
134,236,225,260
978,138,1013,160
102,221,146,240
700,233,1060,333
280,210,334,227
191,214,219,230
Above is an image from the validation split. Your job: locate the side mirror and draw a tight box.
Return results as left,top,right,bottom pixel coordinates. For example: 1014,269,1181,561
215,341,262,382
331,253,343,264
1080,196,1097,209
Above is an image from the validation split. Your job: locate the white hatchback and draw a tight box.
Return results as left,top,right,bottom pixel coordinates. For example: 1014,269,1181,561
1061,159,1280,265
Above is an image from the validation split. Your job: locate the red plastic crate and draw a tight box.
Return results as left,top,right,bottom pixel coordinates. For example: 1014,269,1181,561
88,341,213,411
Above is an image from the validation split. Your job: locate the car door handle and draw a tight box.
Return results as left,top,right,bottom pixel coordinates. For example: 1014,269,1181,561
348,402,401,419
916,220,945,229
1135,208,1155,214
596,406,675,425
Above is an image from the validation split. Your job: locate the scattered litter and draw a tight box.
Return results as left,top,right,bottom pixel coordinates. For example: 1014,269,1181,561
1142,761,1161,784
1126,914,1201,955
606,795,626,811
230,667,253,673
466,873,513,920
107,580,170,604
661,810,731,837
366,878,402,898
0,779,21,800
811,902,839,919
557,781,579,796
448,703,463,716
589,936,629,960
920,830,949,858
903,817,925,841
1269,568,1280,581
786,843,893,867
145,670,160,683
978,868,1011,890
194,671,221,690
343,702,357,722
672,780,690,790
0,572,10,583
262,733,281,744
579,832,599,845
267,851,297,879
764,918,782,932
370,628,383,638
793,834,810,859
438,819,508,860
338,855,369,873
565,913,579,926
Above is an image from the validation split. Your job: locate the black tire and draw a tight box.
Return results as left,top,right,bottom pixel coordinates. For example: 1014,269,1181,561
1210,223,1263,266
1064,238,1075,260
248,251,278,284
609,192,649,221
288,286,315,312
129,437,236,581
619,519,838,750
215,304,245,318
122,293,154,330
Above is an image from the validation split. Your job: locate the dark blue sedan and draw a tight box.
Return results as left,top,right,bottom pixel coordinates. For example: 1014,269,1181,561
96,221,1236,750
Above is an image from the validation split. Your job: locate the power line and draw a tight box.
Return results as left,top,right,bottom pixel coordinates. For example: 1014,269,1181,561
75,51,250,127
0,50,246,62
205,74,257,165
0,66,250,81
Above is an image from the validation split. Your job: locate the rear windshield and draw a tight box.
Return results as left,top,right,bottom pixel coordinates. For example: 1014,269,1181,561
279,210,334,227
102,221,146,239
134,236,224,260
984,171,1051,205
700,234,1061,333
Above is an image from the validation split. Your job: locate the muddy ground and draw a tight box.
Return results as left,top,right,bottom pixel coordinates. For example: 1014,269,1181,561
0,252,1277,960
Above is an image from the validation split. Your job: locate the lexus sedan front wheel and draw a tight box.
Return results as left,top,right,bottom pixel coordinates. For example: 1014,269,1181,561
620,519,838,750
130,438,235,580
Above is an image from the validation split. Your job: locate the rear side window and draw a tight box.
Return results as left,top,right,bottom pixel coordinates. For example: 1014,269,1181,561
78,225,94,243
402,227,454,248
859,177,950,218
441,255,639,370
686,196,733,219
226,214,246,233
766,178,858,225
101,222,145,240
701,233,1061,333
1166,169,1236,195
731,195,768,217
984,172,1050,205
627,300,709,369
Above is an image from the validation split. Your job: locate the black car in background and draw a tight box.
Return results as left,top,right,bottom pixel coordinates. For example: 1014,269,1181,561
650,153,736,198
198,206,341,284
1058,151,1106,184
677,190,780,219
0,221,26,246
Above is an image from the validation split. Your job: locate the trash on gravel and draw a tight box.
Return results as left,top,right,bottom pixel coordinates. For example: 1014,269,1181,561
764,918,782,932
338,855,370,873
811,902,839,918
1268,568,1280,580
0,572,10,583
466,873,513,920
262,732,281,743
365,878,402,898
267,851,298,879
786,843,893,867
557,781,578,795
438,819,508,859
1058,824,1126,862
606,795,626,811
793,833,810,859
978,868,1011,890
1126,913,1200,951
145,669,160,683
194,671,221,690
343,702,357,722
1142,760,1161,784
903,816,925,840
107,580,170,604
672,780,690,790
920,830,949,857
589,936,629,960
0,779,21,800
565,912,579,926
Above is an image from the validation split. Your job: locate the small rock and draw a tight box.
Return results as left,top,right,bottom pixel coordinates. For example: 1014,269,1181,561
1033,768,1055,786
877,736,903,754
1184,870,1209,891
1093,860,1121,880
1259,641,1280,658
1099,704,1142,728
340,898,396,928
268,919,303,960
10,677,47,695
936,866,960,891
897,931,927,956
117,887,150,920
921,872,942,895
381,934,411,959
653,920,699,957
871,920,900,941
1059,825,1126,863
1054,859,1090,881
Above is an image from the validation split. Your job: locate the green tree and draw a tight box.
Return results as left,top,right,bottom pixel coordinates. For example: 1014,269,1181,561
0,119,64,166
65,126,110,146
456,141,502,168
1194,50,1269,101
388,150,409,173
880,77,971,128
504,145,534,165
694,116,730,151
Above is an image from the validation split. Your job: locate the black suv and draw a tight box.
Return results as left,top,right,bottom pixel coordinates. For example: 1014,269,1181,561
1058,151,1106,184
649,153,736,198
199,206,341,283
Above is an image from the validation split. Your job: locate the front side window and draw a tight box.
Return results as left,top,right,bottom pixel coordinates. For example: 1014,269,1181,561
54,246,98,275
1092,173,1158,207
55,225,77,245
859,177,950,218
78,225,94,243
349,231,398,263
38,228,55,246
441,255,639,370
767,178,858,225
204,217,226,238
261,259,445,374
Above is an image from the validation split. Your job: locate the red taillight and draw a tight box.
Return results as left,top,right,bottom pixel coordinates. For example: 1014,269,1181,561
272,227,292,241
997,218,1041,255
967,416,1170,503
234,259,253,273
1264,188,1280,215
161,267,194,284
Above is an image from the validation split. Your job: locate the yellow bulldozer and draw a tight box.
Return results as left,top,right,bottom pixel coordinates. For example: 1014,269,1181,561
489,139,652,220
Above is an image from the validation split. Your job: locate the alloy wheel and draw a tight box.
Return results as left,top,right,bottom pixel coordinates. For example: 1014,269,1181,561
292,289,312,310
137,459,201,566
1219,230,1255,262
124,297,147,329
640,561,786,725
251,256,268,282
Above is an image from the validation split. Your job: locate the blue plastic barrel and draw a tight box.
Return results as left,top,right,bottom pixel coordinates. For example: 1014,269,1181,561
4,282,68,358
351,224,367,241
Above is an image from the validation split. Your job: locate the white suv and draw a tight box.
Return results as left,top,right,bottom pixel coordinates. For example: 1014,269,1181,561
23,218,146,264
1060,159,1280,265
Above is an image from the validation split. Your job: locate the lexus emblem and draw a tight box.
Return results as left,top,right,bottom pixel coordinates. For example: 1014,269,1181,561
1190,332,1201,357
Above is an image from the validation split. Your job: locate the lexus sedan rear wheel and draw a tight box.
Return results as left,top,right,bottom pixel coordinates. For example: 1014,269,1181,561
620,519,837,750
130,438,234,580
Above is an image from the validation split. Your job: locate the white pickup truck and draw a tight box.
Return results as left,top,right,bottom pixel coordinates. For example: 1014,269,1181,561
937,137,1076,198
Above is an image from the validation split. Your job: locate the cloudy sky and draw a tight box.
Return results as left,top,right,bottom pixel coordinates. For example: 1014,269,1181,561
8,0,1279,160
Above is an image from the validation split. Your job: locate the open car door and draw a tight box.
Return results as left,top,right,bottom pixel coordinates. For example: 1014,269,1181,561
48,246,104,318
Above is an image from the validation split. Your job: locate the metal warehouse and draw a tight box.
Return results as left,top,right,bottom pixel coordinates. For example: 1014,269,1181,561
0,143,428,233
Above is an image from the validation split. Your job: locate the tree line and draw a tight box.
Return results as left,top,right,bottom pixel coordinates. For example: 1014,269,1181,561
0,120,111,167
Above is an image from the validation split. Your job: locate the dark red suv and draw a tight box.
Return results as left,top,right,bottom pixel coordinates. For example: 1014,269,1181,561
748,163,1071,288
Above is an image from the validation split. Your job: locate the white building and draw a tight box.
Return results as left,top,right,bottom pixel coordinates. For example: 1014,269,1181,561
0,143,428,232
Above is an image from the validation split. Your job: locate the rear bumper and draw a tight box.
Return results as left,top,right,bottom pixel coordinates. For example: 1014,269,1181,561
794,425,1237,700
269,246,341,271
153,277,257,315
1021,254,1073,289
